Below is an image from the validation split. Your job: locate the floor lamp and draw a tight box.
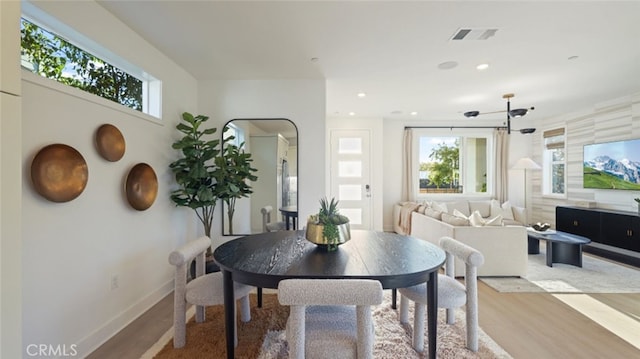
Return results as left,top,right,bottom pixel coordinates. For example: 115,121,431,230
512,157,541,224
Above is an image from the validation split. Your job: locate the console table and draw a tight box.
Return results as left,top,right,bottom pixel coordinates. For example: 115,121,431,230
556,206,640,266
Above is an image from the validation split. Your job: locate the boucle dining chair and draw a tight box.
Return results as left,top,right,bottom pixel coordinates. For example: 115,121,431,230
261,205,286,232
399,236,484,352
168,236,253,348
278,278,383,359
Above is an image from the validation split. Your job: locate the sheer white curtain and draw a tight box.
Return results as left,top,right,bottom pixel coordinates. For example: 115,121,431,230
493,129,509,202
401,128,416,202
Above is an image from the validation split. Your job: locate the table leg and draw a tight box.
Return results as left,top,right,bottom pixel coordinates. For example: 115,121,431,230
257,287,263,308
427,271,438,359
391,288,397,309
285,215,290,230
546,240,553,267
222,269,235,359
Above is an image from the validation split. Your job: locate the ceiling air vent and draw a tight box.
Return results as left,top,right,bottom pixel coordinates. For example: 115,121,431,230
451,28,498,41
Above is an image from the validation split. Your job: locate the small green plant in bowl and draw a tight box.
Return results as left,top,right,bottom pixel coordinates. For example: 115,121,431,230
306,197,350,251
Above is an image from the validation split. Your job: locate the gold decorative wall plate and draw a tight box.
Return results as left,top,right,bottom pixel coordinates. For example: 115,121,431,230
125,163,158,211
31,144,89,202
95,124,125,162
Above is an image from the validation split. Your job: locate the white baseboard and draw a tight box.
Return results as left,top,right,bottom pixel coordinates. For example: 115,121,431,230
75,279,174,357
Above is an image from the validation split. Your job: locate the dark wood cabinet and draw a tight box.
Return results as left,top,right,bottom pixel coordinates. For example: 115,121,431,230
556,206,640,266
556,207,601,240
600,213,640,252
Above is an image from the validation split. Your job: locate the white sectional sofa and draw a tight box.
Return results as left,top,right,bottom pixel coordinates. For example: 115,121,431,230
393,199,528,277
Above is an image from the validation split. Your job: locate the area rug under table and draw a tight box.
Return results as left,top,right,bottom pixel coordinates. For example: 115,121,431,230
481,245,640,294
147,292,511,358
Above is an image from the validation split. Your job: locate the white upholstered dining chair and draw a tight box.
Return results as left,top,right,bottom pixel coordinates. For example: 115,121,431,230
278,278,383,359
168,236,253,348
399,236,484,352
261,205,286,232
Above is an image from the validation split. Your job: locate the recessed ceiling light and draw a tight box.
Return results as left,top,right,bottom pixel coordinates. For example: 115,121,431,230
476,63,489,70
311,57,319,62
410,111,418,116
357,92,366,98
437,61,458,70
391,110,403,115
568,55,579,61
349,112,355,116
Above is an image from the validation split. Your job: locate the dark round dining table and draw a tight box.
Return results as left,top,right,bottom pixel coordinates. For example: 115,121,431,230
213,229,445,359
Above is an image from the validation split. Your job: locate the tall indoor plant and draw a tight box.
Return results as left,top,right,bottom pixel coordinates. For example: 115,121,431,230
169,112,219,252
214,136,258,234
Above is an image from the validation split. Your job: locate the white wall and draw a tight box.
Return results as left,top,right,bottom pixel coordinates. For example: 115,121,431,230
1,1,24,357
531,92,640,226
17,2,199,357
198,79,326,242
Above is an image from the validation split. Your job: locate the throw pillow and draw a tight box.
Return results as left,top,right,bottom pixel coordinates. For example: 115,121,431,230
452,208,468,219
431,201,448,213
511,206,527,225
442,212,470,226
490,199,515,220
468,210,485,227
424,207,442,220
485,215,504,226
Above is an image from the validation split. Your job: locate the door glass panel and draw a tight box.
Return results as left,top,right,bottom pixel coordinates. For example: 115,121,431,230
339,184,362,200
339,138,362,154
339,161,362,177
340,208,362,225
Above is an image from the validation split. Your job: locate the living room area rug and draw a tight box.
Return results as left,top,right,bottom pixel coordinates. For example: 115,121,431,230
481,245,640,293
146,291,512,358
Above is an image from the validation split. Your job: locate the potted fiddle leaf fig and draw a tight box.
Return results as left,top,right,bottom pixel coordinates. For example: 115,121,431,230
169,112,219,257
214,135,258,234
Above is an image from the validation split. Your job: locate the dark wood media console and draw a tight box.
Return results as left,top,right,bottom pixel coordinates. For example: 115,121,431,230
556,206,640,267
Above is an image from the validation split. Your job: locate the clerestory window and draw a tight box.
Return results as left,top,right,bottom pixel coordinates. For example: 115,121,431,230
20,7,161,119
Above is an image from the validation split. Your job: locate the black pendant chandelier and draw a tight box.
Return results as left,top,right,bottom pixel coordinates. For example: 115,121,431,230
464,93,536,134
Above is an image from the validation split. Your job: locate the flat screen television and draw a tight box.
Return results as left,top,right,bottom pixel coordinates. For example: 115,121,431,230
583,138,640,190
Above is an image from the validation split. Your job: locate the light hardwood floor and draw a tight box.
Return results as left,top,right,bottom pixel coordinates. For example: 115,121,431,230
88,262,640,359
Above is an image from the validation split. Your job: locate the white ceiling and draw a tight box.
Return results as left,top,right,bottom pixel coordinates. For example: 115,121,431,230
97,1,640,125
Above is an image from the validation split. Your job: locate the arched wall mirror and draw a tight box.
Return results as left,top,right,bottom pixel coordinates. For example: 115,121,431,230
221,118,298,235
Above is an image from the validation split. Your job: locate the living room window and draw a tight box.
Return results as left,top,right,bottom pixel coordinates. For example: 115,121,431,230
20,5,161,119
542,127,566,196
413,129,492,198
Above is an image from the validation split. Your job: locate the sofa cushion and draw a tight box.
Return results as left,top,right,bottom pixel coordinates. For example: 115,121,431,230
485,215,504,226
442,212,470,226
469,200,491,218
446,201,470,216
490,200,515,220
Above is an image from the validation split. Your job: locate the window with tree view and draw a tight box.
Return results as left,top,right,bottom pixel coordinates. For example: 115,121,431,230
417,133,490,196
20,18,144,112
542,128,566,196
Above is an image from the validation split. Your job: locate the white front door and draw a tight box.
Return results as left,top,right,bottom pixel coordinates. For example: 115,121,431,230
330,130,372,230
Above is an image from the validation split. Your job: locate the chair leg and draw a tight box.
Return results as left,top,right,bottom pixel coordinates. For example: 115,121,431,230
239,295,251,322
173,300,187,348
257,287,263,308
446,307,455,324
399,295,410,324
413,303,426,352
195,304,205,323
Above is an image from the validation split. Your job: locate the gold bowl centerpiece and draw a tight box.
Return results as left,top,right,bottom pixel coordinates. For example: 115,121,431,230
305,197,351,251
